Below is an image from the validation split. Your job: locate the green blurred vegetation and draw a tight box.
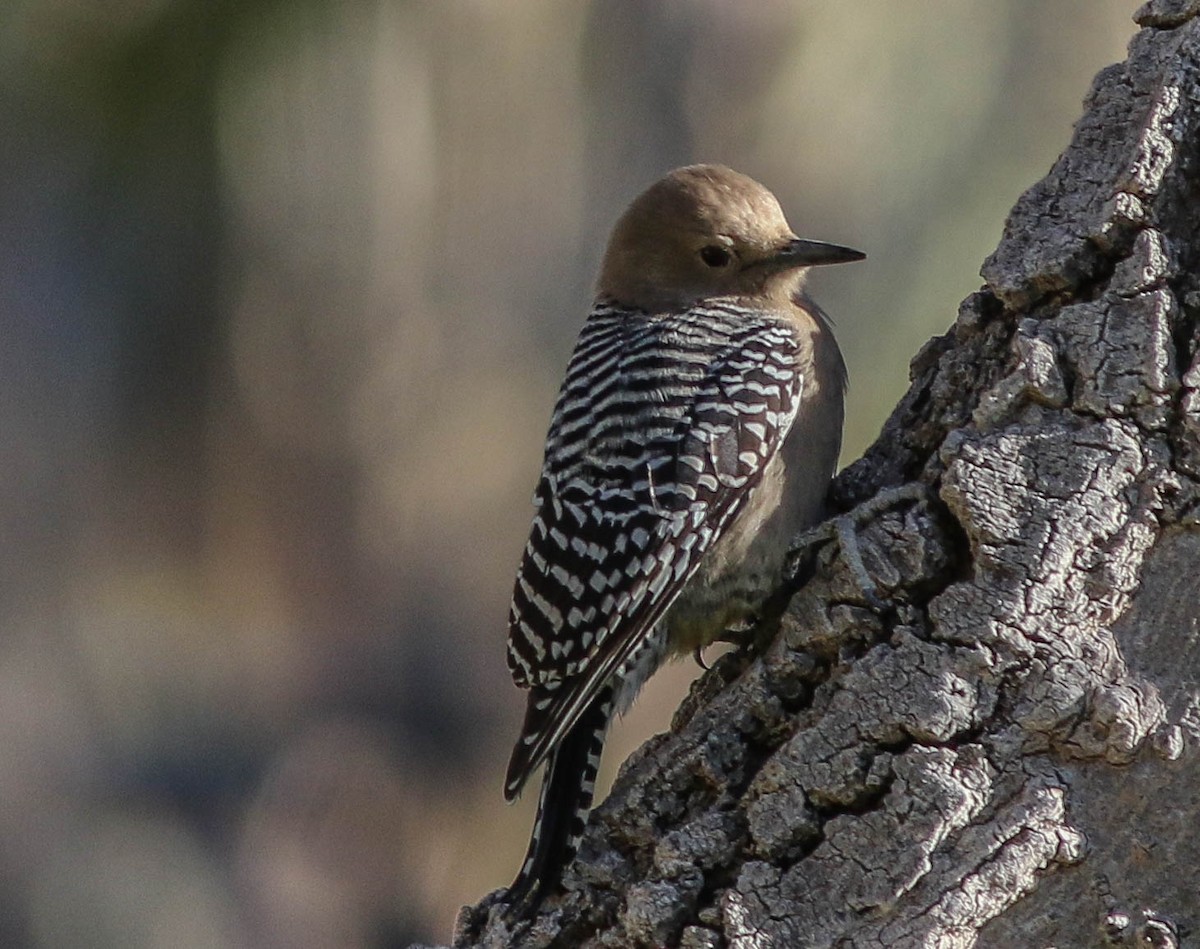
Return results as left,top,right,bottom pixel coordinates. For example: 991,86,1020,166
0,1,1135,945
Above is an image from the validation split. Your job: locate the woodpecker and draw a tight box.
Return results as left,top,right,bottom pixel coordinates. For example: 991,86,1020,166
504,164,863,916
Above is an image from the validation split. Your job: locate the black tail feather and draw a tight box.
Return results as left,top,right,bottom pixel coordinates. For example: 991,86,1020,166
505,685,613,920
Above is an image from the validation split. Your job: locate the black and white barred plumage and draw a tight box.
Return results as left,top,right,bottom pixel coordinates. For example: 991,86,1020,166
499,163,860,920
504,298,806,910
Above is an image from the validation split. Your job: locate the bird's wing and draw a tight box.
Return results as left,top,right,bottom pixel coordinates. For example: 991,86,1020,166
505,301,805,799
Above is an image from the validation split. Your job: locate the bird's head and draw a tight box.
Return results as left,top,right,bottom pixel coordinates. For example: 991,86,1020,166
598,164,863,312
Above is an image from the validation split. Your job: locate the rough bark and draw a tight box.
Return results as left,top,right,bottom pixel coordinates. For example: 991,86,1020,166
446,7,1200,947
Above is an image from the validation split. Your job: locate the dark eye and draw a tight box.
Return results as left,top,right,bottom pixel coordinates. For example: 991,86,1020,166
699,245,732,268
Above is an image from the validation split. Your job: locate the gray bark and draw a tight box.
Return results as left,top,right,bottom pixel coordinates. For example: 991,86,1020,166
447,6,1200,946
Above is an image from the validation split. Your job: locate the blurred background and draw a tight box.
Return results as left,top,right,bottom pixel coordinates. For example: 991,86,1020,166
0,1,1137,946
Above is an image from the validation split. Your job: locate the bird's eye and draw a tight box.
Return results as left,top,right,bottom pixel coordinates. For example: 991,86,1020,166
699,245,732,268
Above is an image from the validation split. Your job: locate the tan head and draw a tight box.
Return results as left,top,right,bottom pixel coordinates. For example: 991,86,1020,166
598,164,863,312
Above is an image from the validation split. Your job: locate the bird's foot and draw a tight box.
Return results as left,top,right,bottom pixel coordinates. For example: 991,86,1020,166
790,483,930,610
691,615,758,669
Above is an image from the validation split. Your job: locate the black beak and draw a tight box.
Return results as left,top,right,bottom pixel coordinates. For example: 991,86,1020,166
774,238,865,267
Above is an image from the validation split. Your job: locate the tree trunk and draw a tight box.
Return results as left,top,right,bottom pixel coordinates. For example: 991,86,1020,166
447,6,1200,947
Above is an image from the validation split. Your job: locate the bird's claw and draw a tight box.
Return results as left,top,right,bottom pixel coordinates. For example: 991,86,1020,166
793,483,930,611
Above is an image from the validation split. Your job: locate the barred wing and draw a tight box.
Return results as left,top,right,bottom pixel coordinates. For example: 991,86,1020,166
505,301,804,798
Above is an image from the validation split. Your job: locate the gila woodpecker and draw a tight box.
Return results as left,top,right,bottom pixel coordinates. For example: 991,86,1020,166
504,164,863,916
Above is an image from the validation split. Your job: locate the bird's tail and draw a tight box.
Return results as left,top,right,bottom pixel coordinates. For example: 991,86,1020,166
505,684,614,919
